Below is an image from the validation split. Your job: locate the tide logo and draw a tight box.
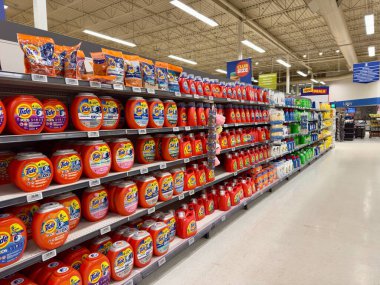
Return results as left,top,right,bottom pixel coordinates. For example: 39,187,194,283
0,232,10,249
117,148,126,158
89,269,101,283
184,143,192,155
187,221,196,234
23,163,38,178
91,151,102,163
188,176,196,187
59,158,71,170
69,276,81,285
157,69,165,80
116,256,126,267
45,106,56,119
80,102,91,115
91,197,101,209
43,219,57,234
16,104,32,119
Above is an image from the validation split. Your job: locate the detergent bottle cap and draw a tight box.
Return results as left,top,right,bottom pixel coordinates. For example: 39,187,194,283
131,230,150,240
188,74,195,79
84,185,106,193
195,76,202,81
177,211,185,218
190,198,197,203
187,102,195,107
180,72,188,78
220,190,226,195
38,202,64,213
196,102,204,108
109,240,129,252
83,140,105,146
211,189,217,195
214,79,219,83
203,77,210,82
204,103,211,108
99,96,113,100
201,194,207,199
76,93,97,98
177,102,186,108
220,81,225,86
52,149,77,156
227,186,233,191
91,235,112,245
181,203,188,209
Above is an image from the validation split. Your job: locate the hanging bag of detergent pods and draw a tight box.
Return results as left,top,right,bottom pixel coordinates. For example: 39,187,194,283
155,62,169,91
167,64,183,93
101,48,124,84
91,52,107,76
64,44,85,79
123,54,142,87
17,34,55,76
139,57,155,89
53,45,79,77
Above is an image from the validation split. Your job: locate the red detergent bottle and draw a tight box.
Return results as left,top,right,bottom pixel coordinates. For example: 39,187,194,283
225,104,235,124
184,167,197,191
218,190,231,211
61,245,90,270
188,198,205,221
225,154,237,172
188,133,203,156
175,210,197,239
187,102,197,126
211,79,221,98
196,103,206,126
179,72,190,94
202,78,212,96
200,193,214,215
187,74,197,95
177,102,188,127
227,186,240,206
178,134,193,158
194,76,204,96
195,132,207,154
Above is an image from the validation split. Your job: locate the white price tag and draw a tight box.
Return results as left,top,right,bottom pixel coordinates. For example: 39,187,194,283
159,163,167,169
140,168,148,174
138,129,147,135
173,127,180,132
148,207,155,214
185,126,191,131
194,94,200,99
158,257,166,267
188,237,195,245
113,84,124,90
175,92,181,97
234,123,239,127
184,158,190,163
232,147,236,151
87,131,99,138
132,87,142,93
26,192,43,202
31,74,47,82
227,98,232,101
125,130,129,134
125,280,134,285
241,100,245,103
65,78,79,85
147,88,155,94
189,190,195,195
89,81,101,88
221,216,226,222
243,201,247,206
42,249,57,261
89,178,101,187
208,96,214,100
251,143,255,147
100,225,111,235
178,193,185,200
233,172,238,176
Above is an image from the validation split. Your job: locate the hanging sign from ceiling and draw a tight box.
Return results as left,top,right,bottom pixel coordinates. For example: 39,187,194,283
353,61,379,83
258,73,277,89
301,86,329,96
226,58,252,84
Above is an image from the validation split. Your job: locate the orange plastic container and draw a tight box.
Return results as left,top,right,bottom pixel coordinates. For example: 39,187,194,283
161,134,179,161
188,198,205,221
81,186,109,222
200,193,214,215
42,99,68,133
0,100,5,135
70,93,103,131
89,235,113,255
79,252,111,285
158,212,176,242
148,222,170,256
108,138,134,172
5,95,45,135
9,152,53,192
125,97,148,129
175,210,197,239
110,181,138,216
128,231,153,268
147,98,164,128
154,171,174,201
32,202,70,250
218,190,231,211
51,149,83,184
0,273,36,285
153,135,162,161
178,134,192,159
100,96,120,130
61,245,90,270
107,240,134,281
170,168,184,195
163,100,177,127
46,266,82,285
53,192,81,230
135,135,156,164
0,151,14,185
34,260,66,285
135,176,159,208
81,140,111,178
0,213,27,268
10,202,40,239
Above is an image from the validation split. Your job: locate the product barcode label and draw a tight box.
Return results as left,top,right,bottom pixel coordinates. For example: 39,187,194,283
185,126,191,131
184,158,190,163
241,100,245,103
174,92,181,97
173,127,180,132
188,237,195,245
89,81,101,88
140,168,148,174
193,94,200,99
138,129,147,135
159,163,167,169
178,193,185,200
221,216,226,222
87,131,99,138
147,88,155,94
65,78,79,85
26,192,43,202
132,87,142,93
42,250,57,261
148,207,155,214
208,96,214,100
113,83,124,90
125,130,129,134
89,178,101,187
189,190,195,195
158,257,166,267
233,172,238,176
31,74,47,82
100,225,111,235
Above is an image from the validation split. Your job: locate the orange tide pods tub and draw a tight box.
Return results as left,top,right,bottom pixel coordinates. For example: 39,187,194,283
136,135,156,164
81,186,109,222
89,235,113,255
161,134,179,161
71,93,103,131
135,176,159,208
51,149,83,184
125,97,148,129
0,213,27,268
34,260,66,285
79,252,111,285
163,100,177,127
129,231,153,268
0,99,5,135
81,140,111,178
147,98,164,128
32,202,70,250
0,273,36,285
148,222,170,256
107,240,134,281
61,245,90,270
42,99,68,133
53,192,81,230
108,138,134,172
10,202,40,239
110,181,138,216
100,96,120,130
46,266,82,285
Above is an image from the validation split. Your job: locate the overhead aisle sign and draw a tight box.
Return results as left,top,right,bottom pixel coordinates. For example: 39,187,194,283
258,73,277,89
353,61,380,83
301,86,329,96
226,58,252,84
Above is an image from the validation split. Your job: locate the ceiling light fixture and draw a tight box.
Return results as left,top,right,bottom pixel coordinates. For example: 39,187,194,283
83,29,136,47
276,59,291,68
255,62,259,65
336,49,340,53
252,79,258,83
170,0,218,27
241,40,265,53
319,52,323,56
320,81,326,85
368,46,375,57
311,79,318,83
303,54,307,58
215,69,227,74
168,54,197,65
365,14,375,35
297,70,307,77
4,5,8,9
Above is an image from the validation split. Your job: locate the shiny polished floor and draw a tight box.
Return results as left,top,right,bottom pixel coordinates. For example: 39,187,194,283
142,140,380,285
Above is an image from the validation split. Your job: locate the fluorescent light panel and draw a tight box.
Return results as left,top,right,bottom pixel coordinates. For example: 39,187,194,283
215,69,227,74
276,59,291,68
170,0,218,27
320,81,326,85
241,40,265,53
168,55,197,65
252,79,258,83
368,46,375,57
297,70,307,77
4,5,8,9
83,29,136,47
311,79,318,83
365,14,375,35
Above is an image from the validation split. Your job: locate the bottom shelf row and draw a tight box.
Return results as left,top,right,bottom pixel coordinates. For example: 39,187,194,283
0,146,332,285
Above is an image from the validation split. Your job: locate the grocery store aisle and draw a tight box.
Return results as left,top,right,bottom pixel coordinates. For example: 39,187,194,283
142,140,380,285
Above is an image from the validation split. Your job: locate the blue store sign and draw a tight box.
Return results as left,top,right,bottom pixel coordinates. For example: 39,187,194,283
227,58,252,84
353,61,380,83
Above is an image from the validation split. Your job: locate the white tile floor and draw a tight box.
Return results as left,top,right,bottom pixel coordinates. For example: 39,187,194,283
141,140,380,285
